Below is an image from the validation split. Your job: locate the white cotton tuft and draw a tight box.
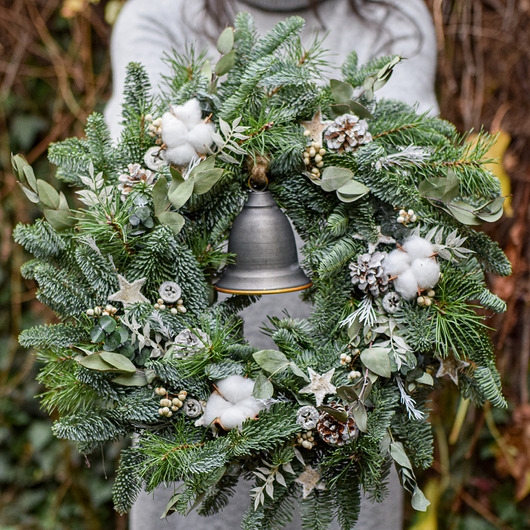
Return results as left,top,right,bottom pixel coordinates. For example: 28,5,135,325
401,235,434,260
218,407,251,430
164,144,198,166
393,269,419,300
216,375,254,404
187,122,214,153
200,392,233,426
237,396,265,418
410,257,440,289
172,99,202,126
161,112,188,146
383,249,411,277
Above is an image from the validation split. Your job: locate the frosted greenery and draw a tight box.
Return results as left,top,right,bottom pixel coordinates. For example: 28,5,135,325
13,14,509,530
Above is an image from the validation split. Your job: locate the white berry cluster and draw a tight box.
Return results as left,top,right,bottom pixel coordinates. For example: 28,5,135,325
417,289,436,307
296,430,316,450
86,304,118,317
154,297,187,314
383,235,440,300
155,386,188,418
302,134,326,179
397,209,418,225
347,369,362,381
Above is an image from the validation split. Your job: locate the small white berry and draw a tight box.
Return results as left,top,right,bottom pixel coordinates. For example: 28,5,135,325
308,147,316,157
319,148,326,156
170,307,178,315
177,305,187,313
86,308,95,316
397,216,405,224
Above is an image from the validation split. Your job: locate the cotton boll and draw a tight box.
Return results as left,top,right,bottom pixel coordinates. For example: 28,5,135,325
410,257,440,289
237,396,265,418
200,392,232,426
187,122,214,153
165,144,198,166
383,249,411,277
217,407,250,430
393,269,419,300
216,375,254,404
172,99,202,126
402,235,434,260
161,112,188,147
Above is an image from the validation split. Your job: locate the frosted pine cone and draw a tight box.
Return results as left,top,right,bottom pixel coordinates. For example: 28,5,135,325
118,163,156,199
324,114,372,153
316,409,359,446
349,251,389,297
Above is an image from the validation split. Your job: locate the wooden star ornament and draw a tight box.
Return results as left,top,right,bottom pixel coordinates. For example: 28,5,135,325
301,109,332,145
436,356,470,385
295,465,326,499
108,274,149,307
299,368,336,406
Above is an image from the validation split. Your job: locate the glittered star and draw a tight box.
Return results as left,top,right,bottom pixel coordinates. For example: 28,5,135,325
436,356,470,385
301,110,332,144
108,275,149,307
295,466,326,499
299,368,336,406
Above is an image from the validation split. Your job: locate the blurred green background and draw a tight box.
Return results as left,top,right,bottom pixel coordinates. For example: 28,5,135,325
1,1,529,528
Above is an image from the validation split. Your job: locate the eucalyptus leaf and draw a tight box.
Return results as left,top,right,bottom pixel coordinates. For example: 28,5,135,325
217,27,234,54
193,168,224,195
43,209,75,230
411,485,431,511
336,179,370,203
336,385,358,403
330,104,352,117
19,184,40,204
347,100,373,120
157,211,185,235
99,315,117,333
112,372,148,386
389,441,412,469
78,354,116,372
201,60,213,82
90,326,105,343
152,175,169,216
320,166,354,192
415,372,434,386
22,163,38,191
360,347,391,378
330,79,354,104
168,177,194,209
445,202,482,225
289,362,310,381
37,180,61,209
215,50,236,76
253,350,290,375
351,401,367,432
252,371,274,399
99,352,137,373
318,405,348,423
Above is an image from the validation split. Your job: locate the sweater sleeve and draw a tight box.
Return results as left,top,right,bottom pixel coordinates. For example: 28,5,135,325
104,0,190,139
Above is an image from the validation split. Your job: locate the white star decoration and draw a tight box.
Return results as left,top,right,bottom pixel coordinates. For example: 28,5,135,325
436,356,470,385
295,466,326,499
301,109,332,144
108,275,149,307
299,368,336,406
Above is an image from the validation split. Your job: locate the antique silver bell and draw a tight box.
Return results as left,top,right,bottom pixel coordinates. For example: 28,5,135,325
214,190,312,295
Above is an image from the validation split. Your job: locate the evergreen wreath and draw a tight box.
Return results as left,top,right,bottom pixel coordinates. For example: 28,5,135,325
13,14,510,529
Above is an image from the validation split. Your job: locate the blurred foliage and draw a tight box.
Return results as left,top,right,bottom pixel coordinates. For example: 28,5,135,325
0,0,126,528
1,0,529,529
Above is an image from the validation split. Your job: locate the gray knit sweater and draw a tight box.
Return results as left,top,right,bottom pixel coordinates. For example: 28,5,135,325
106,1,438,528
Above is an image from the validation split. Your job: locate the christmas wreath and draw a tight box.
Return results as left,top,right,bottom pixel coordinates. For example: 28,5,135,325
13,14,510,529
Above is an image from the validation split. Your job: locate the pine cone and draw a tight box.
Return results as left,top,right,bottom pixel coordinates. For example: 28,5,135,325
349,251,389,297
118,163,156,198
316,409,359,446
324,114,372,153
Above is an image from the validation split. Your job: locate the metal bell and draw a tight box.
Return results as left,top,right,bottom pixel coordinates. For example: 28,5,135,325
214,190,312,295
